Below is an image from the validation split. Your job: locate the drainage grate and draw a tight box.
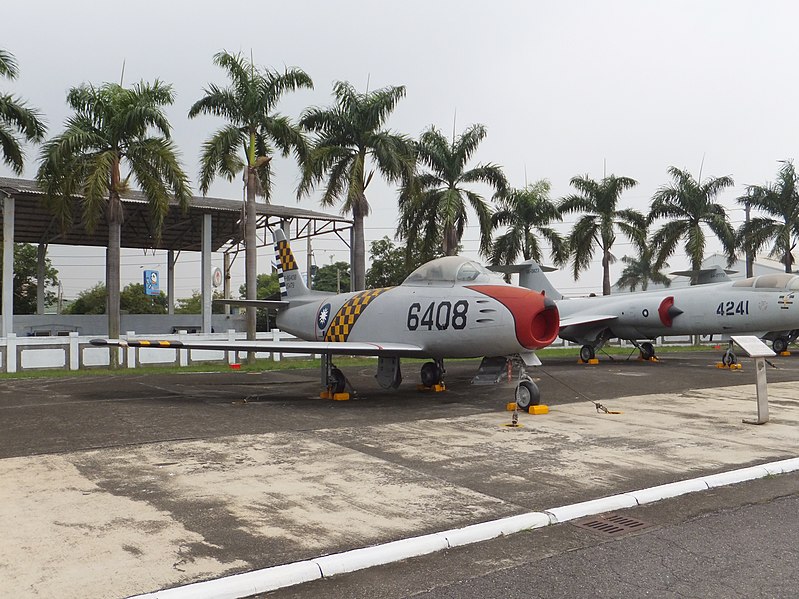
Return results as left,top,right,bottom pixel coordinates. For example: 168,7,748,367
572,513,652,537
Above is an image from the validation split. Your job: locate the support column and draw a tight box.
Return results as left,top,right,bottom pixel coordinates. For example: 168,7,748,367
201,213,212,334
2,195,15,337
167,249,175,316
223,252,231,316
37,243,46,315
307,231,313,289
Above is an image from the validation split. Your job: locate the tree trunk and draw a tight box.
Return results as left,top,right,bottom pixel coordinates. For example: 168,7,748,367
602,249,611,296
245,166,258,363
351,209,366,291
107,203,121,368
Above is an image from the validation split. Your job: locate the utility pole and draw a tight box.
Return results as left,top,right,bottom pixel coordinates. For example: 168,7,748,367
745,201,753,278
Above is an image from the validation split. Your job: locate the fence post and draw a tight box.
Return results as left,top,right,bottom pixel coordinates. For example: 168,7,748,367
7,333,16,373
125,331,136,369
271,328,281,362
178,330,189,366
68,332,79,370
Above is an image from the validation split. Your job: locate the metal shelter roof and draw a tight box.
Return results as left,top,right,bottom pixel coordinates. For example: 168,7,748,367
0,177,352,252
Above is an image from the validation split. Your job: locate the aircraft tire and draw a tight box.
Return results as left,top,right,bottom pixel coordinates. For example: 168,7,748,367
420,361,442,387
773,337,789,353
640,342,655,360
515,380,540,410
579,345,595,362
330,367,346,394
722,351,736,367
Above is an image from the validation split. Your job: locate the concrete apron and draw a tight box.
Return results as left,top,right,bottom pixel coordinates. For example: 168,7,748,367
2,382,799,598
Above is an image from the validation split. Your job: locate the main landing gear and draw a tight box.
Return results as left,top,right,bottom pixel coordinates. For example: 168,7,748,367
773,337,789,354
579,345,595,362
420,359,445,388
637,341,656,361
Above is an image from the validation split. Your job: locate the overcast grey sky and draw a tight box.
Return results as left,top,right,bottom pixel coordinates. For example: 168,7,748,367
2,0,798,297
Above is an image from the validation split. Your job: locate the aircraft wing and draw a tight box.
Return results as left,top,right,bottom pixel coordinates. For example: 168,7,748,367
558,314,619,328
90,338,426,357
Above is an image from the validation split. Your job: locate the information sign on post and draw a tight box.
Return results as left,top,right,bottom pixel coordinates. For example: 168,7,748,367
143,270,160,296
731,335,776,425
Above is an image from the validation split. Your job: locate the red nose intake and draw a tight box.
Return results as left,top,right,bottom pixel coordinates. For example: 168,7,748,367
468,286,560,350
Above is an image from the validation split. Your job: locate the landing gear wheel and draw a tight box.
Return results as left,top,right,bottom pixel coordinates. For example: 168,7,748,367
515,380,540,410
773,337,789,353
330,367,346,394
640,342,655,361
722,350,736,367
579,345,595,362
420,361,443,387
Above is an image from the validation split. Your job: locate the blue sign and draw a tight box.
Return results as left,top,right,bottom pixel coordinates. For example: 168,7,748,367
144,270,160,296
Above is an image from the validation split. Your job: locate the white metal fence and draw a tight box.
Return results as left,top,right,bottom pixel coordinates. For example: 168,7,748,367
0,330,712,374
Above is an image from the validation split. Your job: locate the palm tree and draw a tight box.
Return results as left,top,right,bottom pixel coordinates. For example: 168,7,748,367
488,179,567,269
299,81,413,290
736,161,799,273
649,166,735,273
559,174,644,295
189,51,313,348
0,48,46,174
37,80,191,356
616,251,671,292
397,124,507,259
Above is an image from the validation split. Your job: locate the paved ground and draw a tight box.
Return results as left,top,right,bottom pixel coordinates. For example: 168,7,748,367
2,349,799,598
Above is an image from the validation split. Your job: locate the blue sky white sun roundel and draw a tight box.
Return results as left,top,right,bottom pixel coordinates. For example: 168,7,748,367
318,303,331,329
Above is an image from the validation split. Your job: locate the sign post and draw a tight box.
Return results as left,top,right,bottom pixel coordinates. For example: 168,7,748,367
731,335,776,425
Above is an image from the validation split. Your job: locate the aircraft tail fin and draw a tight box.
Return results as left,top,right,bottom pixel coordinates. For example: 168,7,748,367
493,260,566,300
273,228,311,299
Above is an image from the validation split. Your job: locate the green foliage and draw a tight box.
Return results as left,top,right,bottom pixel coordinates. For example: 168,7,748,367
560,174,644,295
649,166,735,272
366,236,446,288
120,283,167,314
174,290,225,314
736,161,799,272
37,80,192,235
366,237,407,288
0,243,59,314
189,50,313,198
67,283,167,314
313,262,351,293
489,179,566,269
65,283,107,314
298,80,414,289
398,124,507,258
616,253,671,292
0,47,46,175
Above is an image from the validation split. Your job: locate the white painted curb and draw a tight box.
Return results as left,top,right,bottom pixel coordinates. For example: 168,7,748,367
545,493,638,524
444,512,551,547
625,478,709,505
130,561,321,598
315,533,449,577
128,457,799,599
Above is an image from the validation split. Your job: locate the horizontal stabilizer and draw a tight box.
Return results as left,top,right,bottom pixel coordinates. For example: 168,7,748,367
671,266,736,285
90,337,425,357
489,261,558,274
212,299,289,309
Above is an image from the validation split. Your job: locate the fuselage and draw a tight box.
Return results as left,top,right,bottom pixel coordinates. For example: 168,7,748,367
277,257,560,359
558,274,799,344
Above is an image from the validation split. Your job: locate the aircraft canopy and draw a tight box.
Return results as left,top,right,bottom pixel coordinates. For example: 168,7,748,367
402,256,504,287
732,273,799,290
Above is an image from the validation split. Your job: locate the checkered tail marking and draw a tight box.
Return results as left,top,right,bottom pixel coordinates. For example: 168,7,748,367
275,239,298,298
323,288,391,342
